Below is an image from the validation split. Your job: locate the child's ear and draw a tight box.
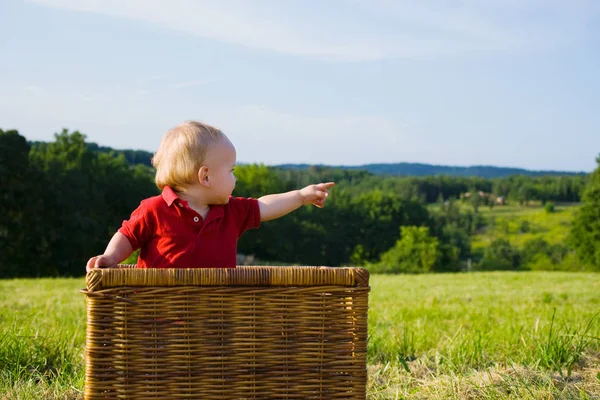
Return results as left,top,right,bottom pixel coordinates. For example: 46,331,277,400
198,166,210,186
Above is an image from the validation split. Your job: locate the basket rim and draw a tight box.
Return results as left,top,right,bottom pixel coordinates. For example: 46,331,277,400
84,265,370,292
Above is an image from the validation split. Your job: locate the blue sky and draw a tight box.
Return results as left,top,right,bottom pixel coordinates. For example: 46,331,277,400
1,0,599,171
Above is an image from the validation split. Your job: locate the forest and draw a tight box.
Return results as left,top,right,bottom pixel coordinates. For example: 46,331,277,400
1,128,598,277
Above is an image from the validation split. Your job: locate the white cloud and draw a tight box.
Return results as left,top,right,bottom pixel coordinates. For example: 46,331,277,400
25,0,598,61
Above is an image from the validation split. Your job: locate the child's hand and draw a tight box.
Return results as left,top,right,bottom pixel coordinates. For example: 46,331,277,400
86,255,118,273
300,182,335,208
85,232,133,273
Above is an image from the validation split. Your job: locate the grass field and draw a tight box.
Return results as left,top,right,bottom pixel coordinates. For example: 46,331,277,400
1,272,599,399
472,203,579,251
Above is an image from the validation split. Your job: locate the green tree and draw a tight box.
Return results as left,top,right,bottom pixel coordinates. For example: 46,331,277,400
544,202,556,213
239,185,431,267
371,226,440,274
570,155,600,269
0,130,46,277
479,238,520,271
233,164,286,198
521,238,551,266
469,192,481,213
435,223,470,272
516,184,534,206
27,130,157,276
430,198,473,272
348,190,430,263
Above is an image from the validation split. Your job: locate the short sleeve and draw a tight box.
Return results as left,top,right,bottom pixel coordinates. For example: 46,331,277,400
118,201,153,250
228,197,261,237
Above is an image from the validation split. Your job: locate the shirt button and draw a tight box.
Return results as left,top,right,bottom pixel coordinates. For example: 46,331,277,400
193,216,199,222
178,203,183,207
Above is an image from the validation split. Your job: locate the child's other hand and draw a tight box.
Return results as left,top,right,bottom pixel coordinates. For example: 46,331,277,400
85,255,117,273
300,182,335,208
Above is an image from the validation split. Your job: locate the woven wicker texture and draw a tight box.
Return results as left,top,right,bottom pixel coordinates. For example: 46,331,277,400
82,266,370,399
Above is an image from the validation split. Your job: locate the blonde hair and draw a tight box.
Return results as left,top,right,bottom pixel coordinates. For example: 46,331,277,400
152,121,226,190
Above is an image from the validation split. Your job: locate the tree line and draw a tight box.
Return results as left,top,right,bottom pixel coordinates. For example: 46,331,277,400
1,129,598,277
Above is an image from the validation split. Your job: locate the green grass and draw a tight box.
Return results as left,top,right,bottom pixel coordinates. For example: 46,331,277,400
367,272,600,399
1,272,599,399
0,279,85,399
472,203,579,251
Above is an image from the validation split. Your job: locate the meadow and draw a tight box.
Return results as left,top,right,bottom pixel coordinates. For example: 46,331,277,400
1,272,598,399
472,203,578,251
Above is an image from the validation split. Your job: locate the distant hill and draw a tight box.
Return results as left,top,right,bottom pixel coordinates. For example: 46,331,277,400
277,163,586,179
86,145,584,178
31,141,586,178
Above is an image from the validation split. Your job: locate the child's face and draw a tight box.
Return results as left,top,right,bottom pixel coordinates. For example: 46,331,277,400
204,138,237,204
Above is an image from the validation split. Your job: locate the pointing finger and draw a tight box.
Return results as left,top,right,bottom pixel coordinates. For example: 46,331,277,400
318,182,335,190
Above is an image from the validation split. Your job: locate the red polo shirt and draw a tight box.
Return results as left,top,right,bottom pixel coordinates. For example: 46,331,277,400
118,186,261,268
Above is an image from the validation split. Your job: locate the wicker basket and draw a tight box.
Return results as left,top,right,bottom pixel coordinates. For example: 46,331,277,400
82,266,370,399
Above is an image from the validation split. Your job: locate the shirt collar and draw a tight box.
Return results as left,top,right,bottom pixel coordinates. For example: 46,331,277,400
161,186,225,222
161,186,179,207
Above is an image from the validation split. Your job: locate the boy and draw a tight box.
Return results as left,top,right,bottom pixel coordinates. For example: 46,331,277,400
86,121,334,272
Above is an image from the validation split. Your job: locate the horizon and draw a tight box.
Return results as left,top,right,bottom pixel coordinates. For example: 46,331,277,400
19,132,596,173
22,135,593,173
2,0,599,172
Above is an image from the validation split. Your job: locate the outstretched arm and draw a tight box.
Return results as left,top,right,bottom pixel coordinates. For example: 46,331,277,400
85,232,134,273
258,182,335,222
